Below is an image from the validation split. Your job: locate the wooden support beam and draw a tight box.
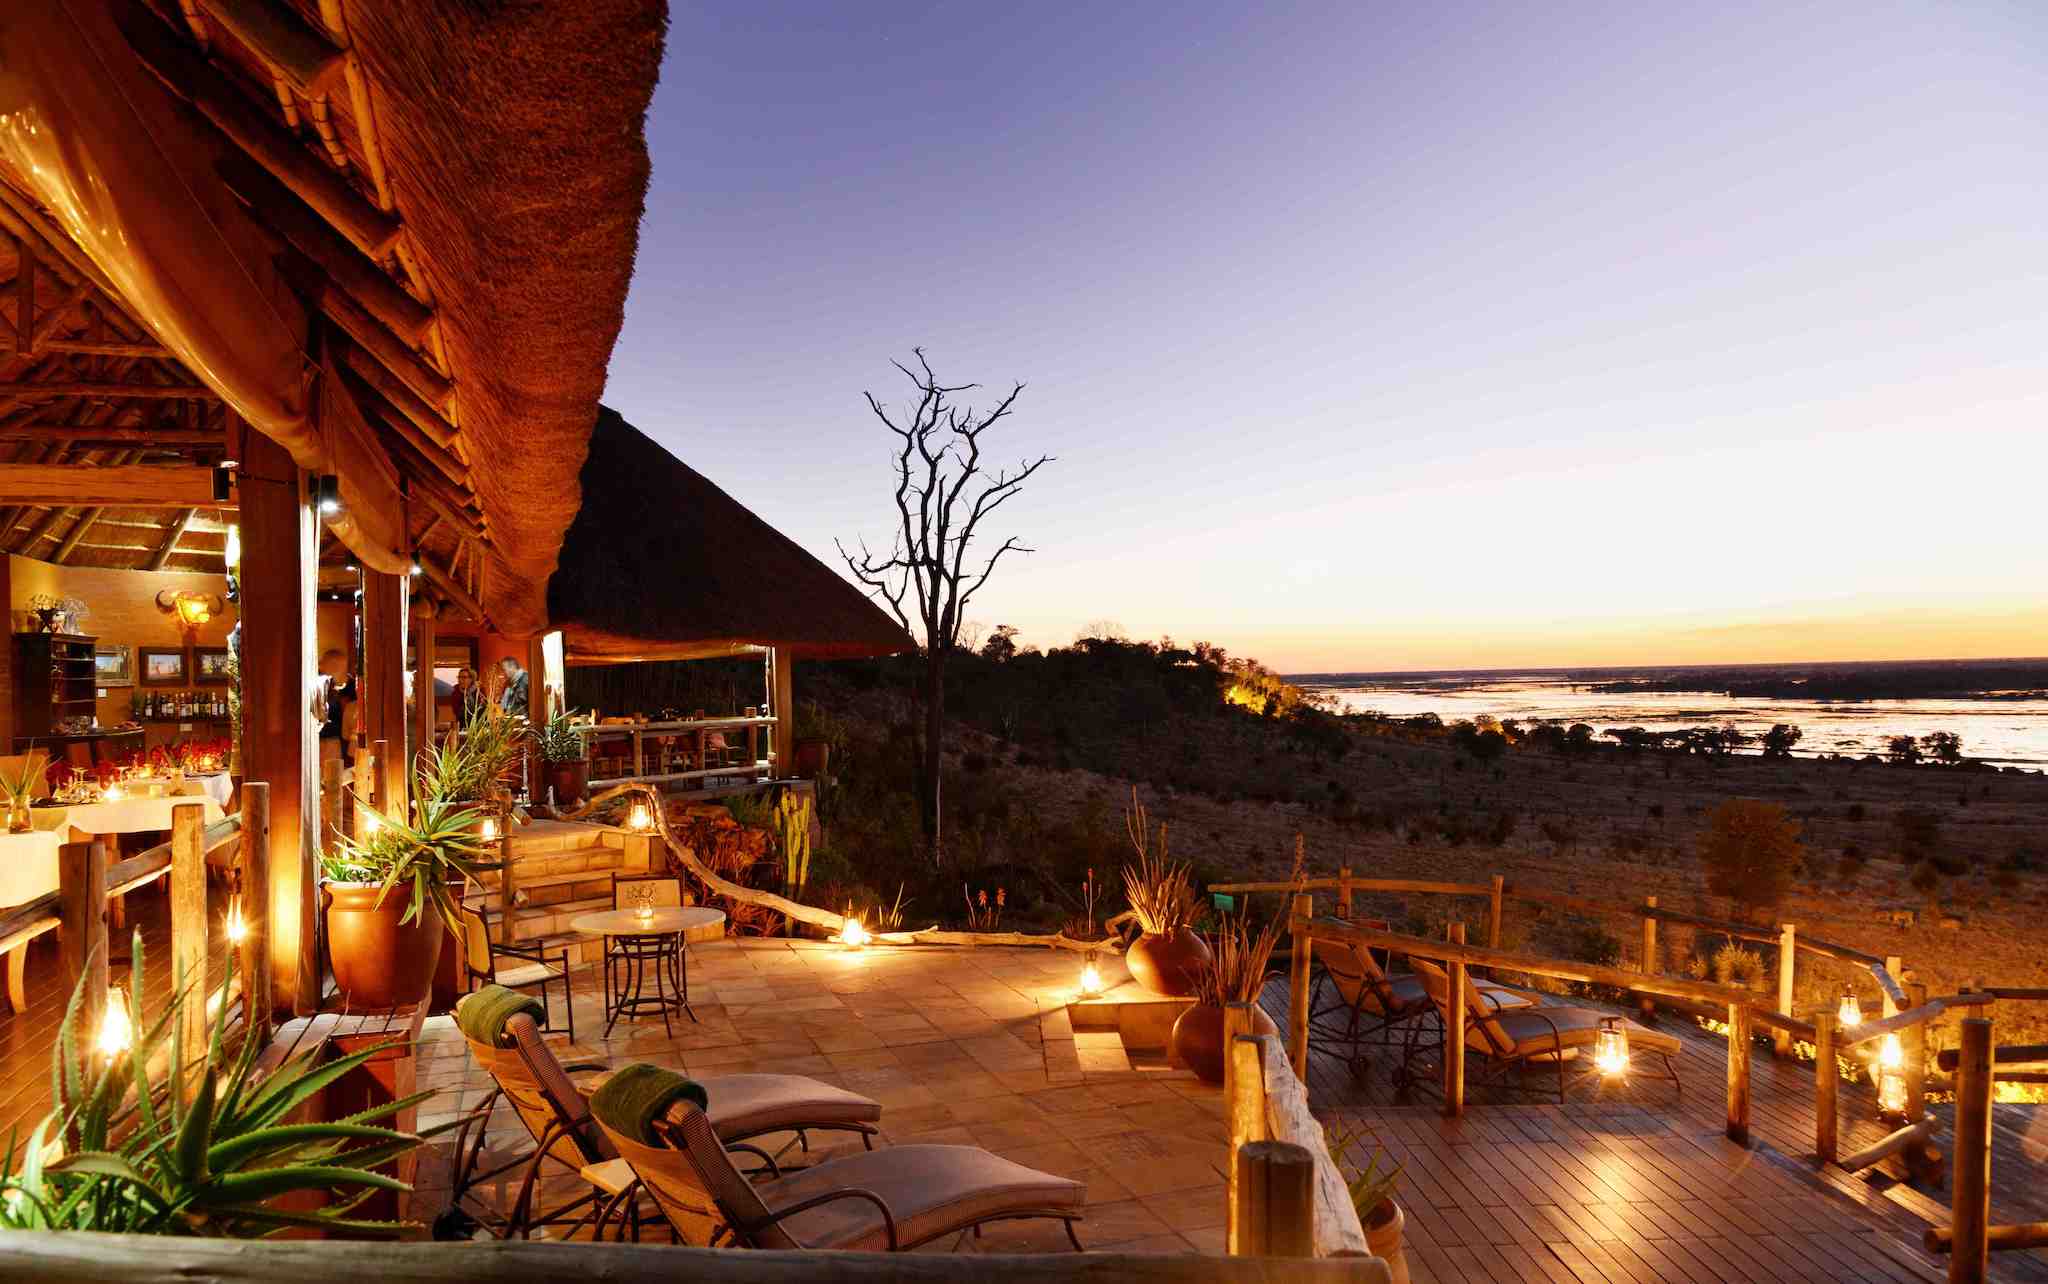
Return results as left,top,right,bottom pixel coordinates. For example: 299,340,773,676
170,803,208,1106
238,430,319,1016
12,238,32,356
340,344,459,454
1937,1042,2048,1072
1233,1140,1315,1259
1287,893,1312,1079
1726,1001,1751,1145
146,508,196,570
52,508,105,564
37,339,170,359
1774,923,1796,1057
361,571,409,812
1445,921,1467,1117
352,748,376,840
58,838,109,1039
0,464,227,507
1927,1222,2048,1256
1640,895,1658,1021
416,547,484,622
219,154,432,345
0,423,224,446
287,261,452,415
1814,1009,1838,1163
769,645,794,776
1223,1002,1265,1257
1951,1017,1993,1284
5,381,215,401
121,5,401,258
196,0,347,95
28,279,95,350
239,782,272,1043
1336,867,1352,920
1879,957,1907,1015
1903,978,1929,1152
1487,874,1504,950
413,608,437,770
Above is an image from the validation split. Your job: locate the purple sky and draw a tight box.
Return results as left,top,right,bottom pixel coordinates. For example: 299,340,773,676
603,2,2048,672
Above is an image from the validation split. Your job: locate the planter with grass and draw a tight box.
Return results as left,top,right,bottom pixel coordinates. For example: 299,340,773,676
1120,789,1211,997
322,797,496,1010
1171,896,1286,1083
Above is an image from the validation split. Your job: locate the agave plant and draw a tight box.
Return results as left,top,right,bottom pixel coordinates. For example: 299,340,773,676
320,795,498,939
417,704,529,806
534,710,587,765
1327,1121,1403,1228
0,932,444,1236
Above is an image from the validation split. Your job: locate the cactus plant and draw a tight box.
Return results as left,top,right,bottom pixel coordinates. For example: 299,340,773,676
773,789,813,896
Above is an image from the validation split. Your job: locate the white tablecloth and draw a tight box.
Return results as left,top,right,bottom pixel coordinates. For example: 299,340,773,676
62,790,223,837
186,772,233,807
0,828,63,907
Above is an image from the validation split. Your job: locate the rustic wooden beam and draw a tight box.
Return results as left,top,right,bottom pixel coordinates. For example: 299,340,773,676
196,0,346,96
11,238,32,356
1928,1222,2048,1256
412,608,437,767
361,572,408,814
170,803,208,1107
1287,894,1312,1078
1838,1116,1936,1174
58,839,110,1042
281,257,451,415
337,362,469,492
1445,922,1467,1118
1950,1017,1993,1283
1814,1009,1838,1163
38,339,170,359
415,547,484,622
1726,1001,1752,1145
0,464,227,507
0,424,223,446
52,508,106,563
5,381,215,401
147,508,196,570
28,278,96,350
218,153,432,345
121,4,401,258
238,781,272,1041
1937,1041,2048,1072
1234,1140,1316,1259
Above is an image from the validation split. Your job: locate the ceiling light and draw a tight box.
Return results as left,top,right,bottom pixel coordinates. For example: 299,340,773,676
315,474,342,516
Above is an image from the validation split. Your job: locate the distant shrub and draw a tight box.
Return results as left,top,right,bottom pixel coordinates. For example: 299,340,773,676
1699,799,1801,915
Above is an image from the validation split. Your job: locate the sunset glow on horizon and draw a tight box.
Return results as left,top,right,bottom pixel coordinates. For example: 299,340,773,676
606,2,2045,673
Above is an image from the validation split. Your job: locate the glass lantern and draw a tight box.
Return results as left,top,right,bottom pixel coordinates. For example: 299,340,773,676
1837,988,1862,1028
1878,1069,1909,1116
1593,1016,1630,1076
1079,955,1104,997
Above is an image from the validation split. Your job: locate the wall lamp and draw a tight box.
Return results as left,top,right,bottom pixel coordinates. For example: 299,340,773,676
314,474,342,516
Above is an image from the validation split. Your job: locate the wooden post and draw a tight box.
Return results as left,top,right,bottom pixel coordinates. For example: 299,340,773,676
351,747,376,838
240,783,272,1043
1904,977,1930,1172
1336,866,1353,920
1814,1008,1838,1163
1287,894,1312,1078
1951,1017,1993,1284
1445,922,1467,1116
497,803,517,945
1774,922,1796,1057
1234,1140,1315,1258
319,755,342,854
1223,1002,1266,1256
361,570,408,818
412,606,437,772
1640,896,1658,1021
57,838,108,1039
170,804,207,1105
237,427,320,1015
769,644,795,777
1487,874,1504,950
1883,955,1903,1019
1726,1001,1752,1145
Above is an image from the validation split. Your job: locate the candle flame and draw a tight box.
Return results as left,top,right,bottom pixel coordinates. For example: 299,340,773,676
99,987,132,1059
841,918,868,948
1079,964,1102,995
225,895,246,945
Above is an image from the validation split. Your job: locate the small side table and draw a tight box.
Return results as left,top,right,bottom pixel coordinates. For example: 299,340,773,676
569,906,724,1038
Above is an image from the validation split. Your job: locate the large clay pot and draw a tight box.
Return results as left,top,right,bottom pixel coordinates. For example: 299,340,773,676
1171,1001,1278,1084
543,758,590,806
1365,1199,1409,1284
324,882,444,1010
793,739,832,779
1124,926,1212,997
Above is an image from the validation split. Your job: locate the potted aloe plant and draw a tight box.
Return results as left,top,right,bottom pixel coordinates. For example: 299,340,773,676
1171,898,1285,1084
0,933,445,1237
321,796,496,1010
1119,790,1210,996
1330,1123,1408,1282
536,710,590,805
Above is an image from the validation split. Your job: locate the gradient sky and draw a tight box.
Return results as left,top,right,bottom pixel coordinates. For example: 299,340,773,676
603,1,2047,673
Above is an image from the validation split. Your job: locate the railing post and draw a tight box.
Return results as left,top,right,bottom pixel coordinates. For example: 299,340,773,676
1950,1016,1993,1284
1337,866,1353,920
371,738,392,820
1726,1001,1751,1145
351,747,376,839
1814,1007,1838,1164
1287,894,1312,1078
1224,1003,1267,1256
1445,922,1467,1118
170,803,208,1106
1234,1139,1315,1258
1774,922,1796,1057
320,754,342,855
1640,896,1658,1021
57,838,109,1040
1904,976,1930,1175
1488,874,1504,950
1883,955,1903,1019
240,782,273,1038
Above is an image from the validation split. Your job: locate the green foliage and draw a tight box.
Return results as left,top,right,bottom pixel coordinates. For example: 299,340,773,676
321,796,497,938
535,710,587,764
418,705,530,805
0,934,441,1236
718,791,774,832
1327,1122,1402,1226
1699,798,1801,914
773,789,813,895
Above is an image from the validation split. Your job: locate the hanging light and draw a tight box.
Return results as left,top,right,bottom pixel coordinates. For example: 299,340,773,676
1837,988,1862,1028
1079,959,1103,997
99,987,133,1059
224,894,246,945
840,918,868,949
409,549,424,577
1593,1016,1630,1076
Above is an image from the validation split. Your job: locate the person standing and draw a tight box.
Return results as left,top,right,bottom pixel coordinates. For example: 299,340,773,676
498,655,529,717
315,648,357,767
452,666,486,727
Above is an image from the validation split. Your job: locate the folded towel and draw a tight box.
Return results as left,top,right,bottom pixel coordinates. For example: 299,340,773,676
591,1063,709,1145
455,984,547,1047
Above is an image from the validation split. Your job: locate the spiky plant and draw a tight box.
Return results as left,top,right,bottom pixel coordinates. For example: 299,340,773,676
417,704,529,806
1190,837,1302,1006
0,933,444,1236
534,710,587,765
1120,787,1197,935
1327,1121,1403,1228
320,795,498,938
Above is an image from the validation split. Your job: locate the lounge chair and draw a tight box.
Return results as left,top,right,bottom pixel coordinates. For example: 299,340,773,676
1308,927,1533,1067
1406,958,1681,1103
449,988,881,1240
591,1068,1087,1252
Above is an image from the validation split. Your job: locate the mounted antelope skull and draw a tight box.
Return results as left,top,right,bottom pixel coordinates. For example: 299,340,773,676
157,589,226,630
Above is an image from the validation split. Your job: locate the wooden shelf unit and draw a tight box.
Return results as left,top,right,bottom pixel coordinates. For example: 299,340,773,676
12,631,100,743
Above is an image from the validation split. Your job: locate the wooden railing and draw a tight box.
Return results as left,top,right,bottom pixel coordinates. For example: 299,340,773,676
574,716,780,788
1920,999,2048,1283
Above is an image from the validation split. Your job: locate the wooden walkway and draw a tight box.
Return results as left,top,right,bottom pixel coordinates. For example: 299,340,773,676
1264,975,2048,1283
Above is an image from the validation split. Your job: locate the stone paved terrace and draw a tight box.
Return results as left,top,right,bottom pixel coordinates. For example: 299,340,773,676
411,937,1234,1255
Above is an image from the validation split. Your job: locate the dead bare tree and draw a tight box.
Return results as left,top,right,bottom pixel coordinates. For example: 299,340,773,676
838,350,1051,865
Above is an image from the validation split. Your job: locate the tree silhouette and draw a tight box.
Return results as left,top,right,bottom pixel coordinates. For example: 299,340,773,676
1700,798,1801,917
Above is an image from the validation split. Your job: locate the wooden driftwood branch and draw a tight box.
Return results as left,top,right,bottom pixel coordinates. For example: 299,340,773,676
1837,1116,1937,1173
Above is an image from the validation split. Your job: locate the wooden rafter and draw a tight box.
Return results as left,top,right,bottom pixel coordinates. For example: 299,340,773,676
0,464,228,508
196,0,347,97
147,507,197,570
0,423,223,446
4,381,216,402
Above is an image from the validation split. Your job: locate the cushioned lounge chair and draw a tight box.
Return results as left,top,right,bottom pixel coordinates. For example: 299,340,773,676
450,998,881,1239
594,1095,1086,1252
1406,958,1681,1103
1308,932,1533,1066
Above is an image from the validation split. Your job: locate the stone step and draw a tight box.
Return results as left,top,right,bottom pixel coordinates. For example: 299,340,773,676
479,843,627,886
504,819,622,856
505,893,614,944
470,867,624,916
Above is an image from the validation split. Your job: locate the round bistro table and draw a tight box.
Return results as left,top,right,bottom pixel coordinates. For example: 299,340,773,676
569,905,724,1037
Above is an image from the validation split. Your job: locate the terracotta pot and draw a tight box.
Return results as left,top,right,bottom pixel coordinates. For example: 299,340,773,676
1171,1001,1278,1084
1365,1198,1409,1284
793,739,832,779
543,758,589,806
324,882,444,1010
1124,926,1212,997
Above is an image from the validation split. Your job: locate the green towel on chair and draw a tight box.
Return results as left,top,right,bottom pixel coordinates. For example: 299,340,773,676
590,1063,710,1145
455,984,547,1047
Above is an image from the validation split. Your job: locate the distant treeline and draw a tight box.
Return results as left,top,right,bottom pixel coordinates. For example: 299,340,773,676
1590,661,2048,702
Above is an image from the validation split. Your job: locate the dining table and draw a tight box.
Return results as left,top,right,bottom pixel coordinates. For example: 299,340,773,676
0,825,65,909
570,905,725,1037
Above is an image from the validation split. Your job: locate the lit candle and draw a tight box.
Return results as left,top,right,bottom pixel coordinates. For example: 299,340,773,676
225,894,246,945
1593,1016,1630,1076
628,802,653,831
840,918,868,949
1079,963,1103,996
99,987,132,1059
104,784,125,802
481,816,499,842
1837,989,1862,1028
1878,1032,1903,1071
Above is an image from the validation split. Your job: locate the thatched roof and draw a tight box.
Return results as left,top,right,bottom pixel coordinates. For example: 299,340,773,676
548,407,912,663
0,1,667,632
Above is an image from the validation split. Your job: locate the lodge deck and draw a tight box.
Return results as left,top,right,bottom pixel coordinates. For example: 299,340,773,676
1261,973,2048,1282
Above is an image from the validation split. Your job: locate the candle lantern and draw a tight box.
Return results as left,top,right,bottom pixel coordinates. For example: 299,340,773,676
1079,958,1103,997
1837,988,1862,1028
1593,1016,1630,1076
628,801,653,831
840,918,868,949
225,894,246,945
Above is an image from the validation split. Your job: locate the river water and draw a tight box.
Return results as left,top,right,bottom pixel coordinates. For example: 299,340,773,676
1300,671,2048,769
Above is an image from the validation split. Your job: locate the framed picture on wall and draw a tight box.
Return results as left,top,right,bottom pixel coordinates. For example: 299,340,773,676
94,644,134,687
139,646,188,686
194,646,233,685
